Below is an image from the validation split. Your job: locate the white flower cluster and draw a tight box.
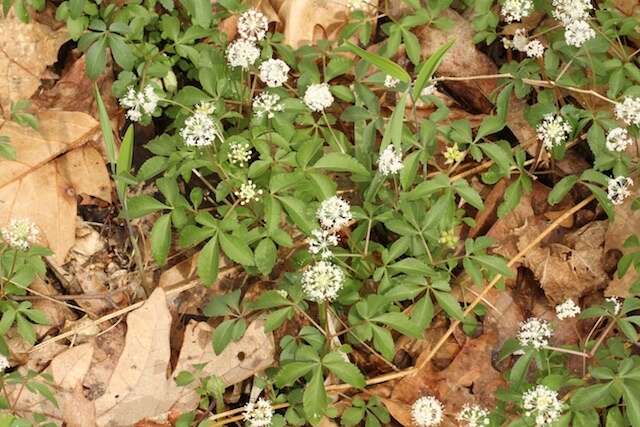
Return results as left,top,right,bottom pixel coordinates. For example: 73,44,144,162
377,145,403,176
1,218,39,251
552,0,595,47
456,404,490,427
243,398,273,427
235,180,263,205
615,96,640,127
309,229,340,259
536,113,572,150
253,92,284,119
237,9,269,42
259,58,290,88
180,112,219,147
227,38,260,69
517,317,552,349
522,385,563,427
304,83,334,112
606,127,633,152
316,196,352,231
555,298,581,320
411,395,444,427
501,0,533,23
503,29,545,58
384,75,400,89
120,85,159,122
606,296,623,315
228,142,252,167
607,176,633,205
0,355,10,372
301,260,345,301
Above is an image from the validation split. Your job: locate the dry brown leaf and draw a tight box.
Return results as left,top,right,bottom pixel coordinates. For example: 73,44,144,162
58,145,112,203
0,111,103,263
605,183,640,297
0,14,68,114
387,332,505,425
94,288,173,427
167,320,275,413
272,0,377,47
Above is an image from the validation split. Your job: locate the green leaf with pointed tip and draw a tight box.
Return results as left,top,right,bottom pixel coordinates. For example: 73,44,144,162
344,41,410,83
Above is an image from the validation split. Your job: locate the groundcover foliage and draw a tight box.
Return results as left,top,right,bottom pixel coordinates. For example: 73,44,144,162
1,0,640,426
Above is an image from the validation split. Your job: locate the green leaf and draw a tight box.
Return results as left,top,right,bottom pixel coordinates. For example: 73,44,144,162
303,366,328,425
150,214,172,266
218,232,254,266
274,361,315,387
95,83,116,168
191,0,212,28
509,351,533,384
371,324,395,360
453,179,484,210
548,176,578,206
313,152,370,176
412,40,454,100
433,290,464,321
479,143,512,175
255,238,277,275
411,295,434,330
212,318,238,354
197,237,220,285
116,125,134,197
472,254,514,278
403,173,450,201
622,382,640,427
108,34,135,70
322,352,366,388
0,138,16,160
126,195,170,218
279,196,315,234
85,36,108,80
372,312,421,338
344,41,410,83
264,307,293,332
571,383,612,410
16,313,36,345
174,371,195,386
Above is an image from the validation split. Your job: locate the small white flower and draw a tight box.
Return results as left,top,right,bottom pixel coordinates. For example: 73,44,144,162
607,176,633,205
180,112,220,147
564,20,595,48
377,145,404,176
421,81,437,97
512,28,529,52
1,218,39,251
316,196,352,230
243,398,273,427
456,404,490,427
194,101,216,115
525,40,545,58
237,8,269,42
411,395,444,427
226,39,260,69
555,299,581,320
308,229,339,259
536,113,572,150
120,85,159,122
228,142,252,167
301,260,345,302
501,0,534,23
0,355,10,372
552,0,592,26
517,317,553,349
253,92,284,119
304,83,334,112
615,96,640,127
235,180,263,205
259,58,290,88
384,75,400,89
444,144,464,165
606,296,623,315
605,127,633,152
522,385,563,427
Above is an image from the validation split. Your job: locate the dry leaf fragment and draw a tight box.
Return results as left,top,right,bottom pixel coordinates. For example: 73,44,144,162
0,14,68,114
94,288,172,427
167,320,276,413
